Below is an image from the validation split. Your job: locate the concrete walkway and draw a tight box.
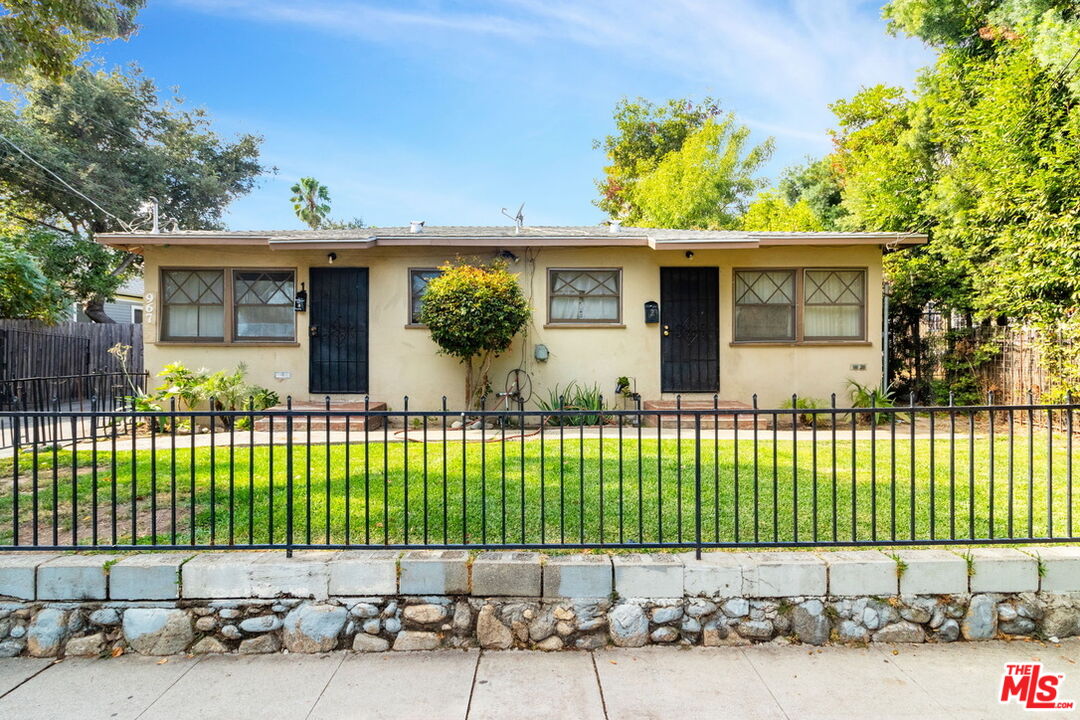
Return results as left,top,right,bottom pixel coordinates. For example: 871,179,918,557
1,640,1077,719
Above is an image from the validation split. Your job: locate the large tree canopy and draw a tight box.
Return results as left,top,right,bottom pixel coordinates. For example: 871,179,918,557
593,97,772,228
593,97,723,222
831,0,1080,323
886,0,1080,96
0,65,267,320
741,191,823,232
629,117,773,230
775,159,846,231
823,0,1080,398
0,242,65,322
0,0,144,82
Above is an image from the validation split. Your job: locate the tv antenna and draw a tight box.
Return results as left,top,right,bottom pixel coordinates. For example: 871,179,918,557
501,203,525,233
137,197,160,233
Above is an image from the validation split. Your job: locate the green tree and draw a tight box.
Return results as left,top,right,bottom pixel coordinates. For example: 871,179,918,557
5,227,132,320
741,191,823,231
629,117,773,230
290,177,331,230
776,158,846,230
0,241,65,321
829,84,932,234
886,0,1080,95
593,97,725,222
419,261,530,409
0,0,144,82
829,0,1080,397
0,65,266,321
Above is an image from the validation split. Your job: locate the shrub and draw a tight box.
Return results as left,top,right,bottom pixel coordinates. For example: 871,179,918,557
847,379,895,425
780,395,825,427
234,386,280,430
152,363,280,431
204,364,249,412
156,362,210,412
419,260,530,409
537,381,606,426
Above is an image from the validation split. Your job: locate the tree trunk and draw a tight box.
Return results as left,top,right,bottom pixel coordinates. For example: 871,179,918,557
476,351,495,408
79,251,137,324
82,296,115,323
464,356,475,411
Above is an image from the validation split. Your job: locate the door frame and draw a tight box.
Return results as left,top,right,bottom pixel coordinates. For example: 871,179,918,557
308,266,370,394
659,266,720,394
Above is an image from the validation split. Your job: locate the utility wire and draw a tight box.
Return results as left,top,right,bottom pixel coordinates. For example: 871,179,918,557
0,130,134,231
0,162,137,233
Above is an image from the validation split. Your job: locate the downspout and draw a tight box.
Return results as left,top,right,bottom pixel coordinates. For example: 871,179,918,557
882,280,892,392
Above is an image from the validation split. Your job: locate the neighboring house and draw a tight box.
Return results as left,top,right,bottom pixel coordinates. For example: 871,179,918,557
72,276,145,323
96,225,925,408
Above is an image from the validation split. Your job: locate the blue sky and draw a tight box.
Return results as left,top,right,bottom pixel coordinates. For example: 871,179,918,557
94,0,932,230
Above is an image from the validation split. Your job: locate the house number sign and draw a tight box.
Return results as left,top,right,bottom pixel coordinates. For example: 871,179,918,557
143,292,155,325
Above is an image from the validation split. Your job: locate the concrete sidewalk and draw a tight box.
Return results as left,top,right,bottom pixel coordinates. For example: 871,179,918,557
1,640,1077,719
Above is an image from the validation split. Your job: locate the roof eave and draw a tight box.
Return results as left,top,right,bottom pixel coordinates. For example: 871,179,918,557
94,230,928,251
754,235,927,248
653,241,760,250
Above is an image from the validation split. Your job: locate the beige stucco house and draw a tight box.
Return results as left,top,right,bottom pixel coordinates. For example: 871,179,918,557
97,224,925,409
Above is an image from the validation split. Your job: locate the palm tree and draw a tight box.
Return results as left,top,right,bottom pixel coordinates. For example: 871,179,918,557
290,177,331,229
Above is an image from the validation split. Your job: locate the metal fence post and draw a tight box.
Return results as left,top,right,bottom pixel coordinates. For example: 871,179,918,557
694,411,702,560
11,409,19,546
285,395,294,557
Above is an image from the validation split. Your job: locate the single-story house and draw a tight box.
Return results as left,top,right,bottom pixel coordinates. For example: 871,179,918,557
72,276,144,323
96,224,925,409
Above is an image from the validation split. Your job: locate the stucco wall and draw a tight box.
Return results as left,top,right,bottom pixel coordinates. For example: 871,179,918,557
140,243,883,408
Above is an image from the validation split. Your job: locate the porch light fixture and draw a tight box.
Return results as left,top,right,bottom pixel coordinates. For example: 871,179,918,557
293,283,307,312
497,249,519,264
327,252,337,264
685,250,694,259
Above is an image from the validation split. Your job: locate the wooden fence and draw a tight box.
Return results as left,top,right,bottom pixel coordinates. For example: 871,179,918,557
984,325,1077,404
915,311,1077,404
0,320,143,380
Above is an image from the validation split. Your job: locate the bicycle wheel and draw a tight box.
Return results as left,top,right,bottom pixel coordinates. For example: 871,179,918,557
505,368,533,405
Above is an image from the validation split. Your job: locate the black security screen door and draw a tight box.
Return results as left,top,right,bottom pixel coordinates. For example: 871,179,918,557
309,267,369,393
660,267,719,393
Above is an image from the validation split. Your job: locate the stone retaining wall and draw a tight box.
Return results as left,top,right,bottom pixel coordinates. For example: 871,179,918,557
0,548,1078,657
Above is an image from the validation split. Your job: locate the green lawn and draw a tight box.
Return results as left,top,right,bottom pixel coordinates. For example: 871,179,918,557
0,431,1077,548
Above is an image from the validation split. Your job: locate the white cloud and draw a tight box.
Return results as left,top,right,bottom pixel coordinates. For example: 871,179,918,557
167,0,933,226
175,0,537,39
173,0,930,144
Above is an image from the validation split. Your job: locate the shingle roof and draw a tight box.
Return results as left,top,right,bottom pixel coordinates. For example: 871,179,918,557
98,224,925,246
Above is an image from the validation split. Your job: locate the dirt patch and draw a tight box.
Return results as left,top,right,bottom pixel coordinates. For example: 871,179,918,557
0,463,113,492
9,496,192,546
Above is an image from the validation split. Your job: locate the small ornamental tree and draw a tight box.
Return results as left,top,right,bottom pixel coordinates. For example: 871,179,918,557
419,261,530,409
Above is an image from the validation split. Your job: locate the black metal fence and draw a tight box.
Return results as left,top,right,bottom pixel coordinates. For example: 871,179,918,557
0,372,147,449
0,396,1077,553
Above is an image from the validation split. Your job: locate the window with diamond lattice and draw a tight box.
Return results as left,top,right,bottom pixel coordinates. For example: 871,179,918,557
233,270,295,340
548,269,621,323
409,268,441,325
162,270,224,341
734,269,795,341
804,269,864,340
